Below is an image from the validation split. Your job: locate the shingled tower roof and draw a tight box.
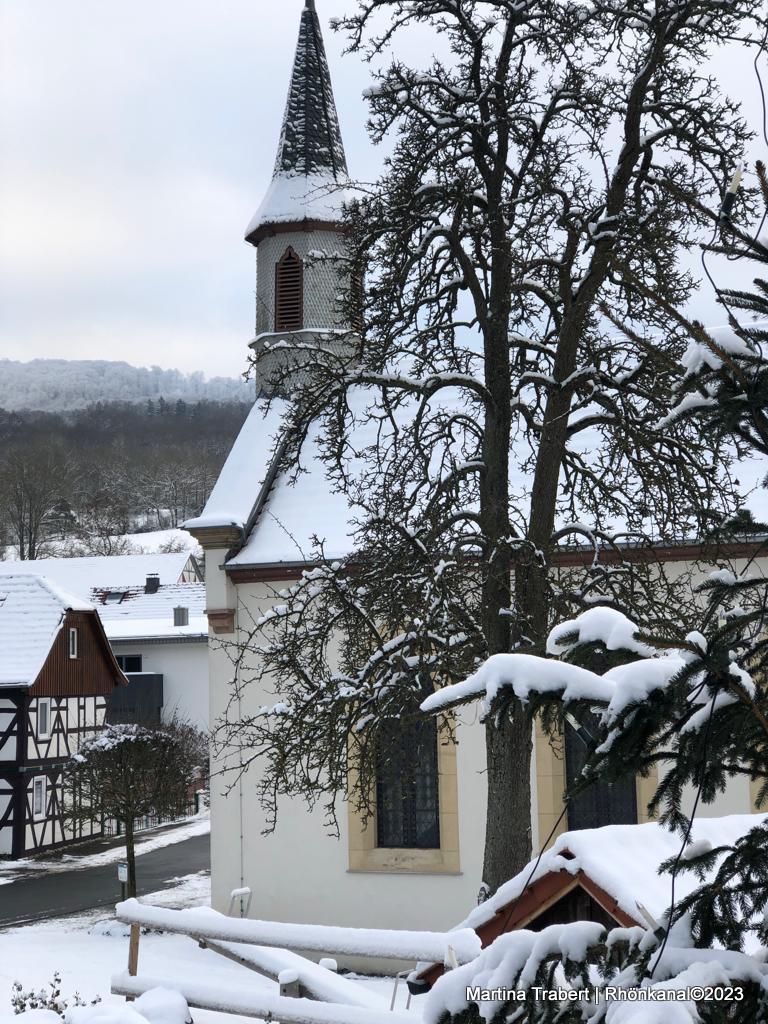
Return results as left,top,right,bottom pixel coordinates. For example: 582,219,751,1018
245,0,351,245
275,0,348,179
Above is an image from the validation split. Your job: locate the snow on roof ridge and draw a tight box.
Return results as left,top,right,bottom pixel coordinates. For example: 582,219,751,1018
183,399,288,534
0,573,93,612
0,551,194,595
245,171,352,241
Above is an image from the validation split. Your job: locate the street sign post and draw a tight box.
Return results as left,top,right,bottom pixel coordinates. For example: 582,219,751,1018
118,861,129,901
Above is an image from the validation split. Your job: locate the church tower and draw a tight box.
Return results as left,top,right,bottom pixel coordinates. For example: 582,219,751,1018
245,0,356,395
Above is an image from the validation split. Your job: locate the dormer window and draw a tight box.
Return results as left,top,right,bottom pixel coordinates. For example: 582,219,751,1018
68,627,79,659
275,247,304,332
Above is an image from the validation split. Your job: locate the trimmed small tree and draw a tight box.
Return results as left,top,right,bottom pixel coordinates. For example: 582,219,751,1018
64,722,202,898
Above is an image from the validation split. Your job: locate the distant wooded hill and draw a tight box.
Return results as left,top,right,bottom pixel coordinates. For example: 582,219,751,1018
0,399,251,560
0,358,253,411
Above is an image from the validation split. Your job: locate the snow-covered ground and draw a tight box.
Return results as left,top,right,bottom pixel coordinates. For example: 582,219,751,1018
0,872,421,1022
0,815,210,886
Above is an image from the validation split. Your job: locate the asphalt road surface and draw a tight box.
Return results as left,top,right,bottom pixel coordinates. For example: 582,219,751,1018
0,832,210,929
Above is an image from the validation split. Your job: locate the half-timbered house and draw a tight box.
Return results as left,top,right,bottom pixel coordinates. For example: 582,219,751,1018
0,575,126,858
0,554,208,729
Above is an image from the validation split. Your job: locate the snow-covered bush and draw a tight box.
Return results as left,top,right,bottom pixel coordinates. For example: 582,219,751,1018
424,920,768,1022
10,975,98,1019
4,987,189,1024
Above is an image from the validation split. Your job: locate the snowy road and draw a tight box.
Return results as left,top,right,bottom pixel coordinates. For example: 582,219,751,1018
0,833,210,928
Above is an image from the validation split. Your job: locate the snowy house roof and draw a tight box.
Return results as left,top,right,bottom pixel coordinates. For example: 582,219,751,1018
419,814,768,987
0,575,93,688
0,552,199,594
94,583,208,642
183,392,380,568
245,0,351,244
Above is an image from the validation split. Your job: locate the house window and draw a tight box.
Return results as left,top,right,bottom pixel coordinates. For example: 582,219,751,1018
33,777,46,820
275,247,304,332
37,699,51,740
116,654,143,673
376,719,440,849
68,627,79,659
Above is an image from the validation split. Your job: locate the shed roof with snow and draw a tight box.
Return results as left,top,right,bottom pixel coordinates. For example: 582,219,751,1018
418,813,768,989
94,582,208,642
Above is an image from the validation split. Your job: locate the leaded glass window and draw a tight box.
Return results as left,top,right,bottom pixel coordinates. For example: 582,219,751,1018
376,719,440,849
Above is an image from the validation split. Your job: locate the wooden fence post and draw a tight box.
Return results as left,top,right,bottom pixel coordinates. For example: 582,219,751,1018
126,922,141,1001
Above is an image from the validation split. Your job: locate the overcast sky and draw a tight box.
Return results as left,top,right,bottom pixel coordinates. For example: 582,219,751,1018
0,1,380,379
0,2,765,381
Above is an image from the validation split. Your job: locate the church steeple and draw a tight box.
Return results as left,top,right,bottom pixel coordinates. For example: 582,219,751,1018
245,0,349,247
245,1,358,397
273,0,348,180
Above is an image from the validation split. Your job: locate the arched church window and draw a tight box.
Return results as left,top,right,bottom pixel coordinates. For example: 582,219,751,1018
275,247,304,332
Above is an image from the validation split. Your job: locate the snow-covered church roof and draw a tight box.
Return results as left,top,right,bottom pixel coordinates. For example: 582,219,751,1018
245,0,351,245
183,394,370,566
0,575,93,688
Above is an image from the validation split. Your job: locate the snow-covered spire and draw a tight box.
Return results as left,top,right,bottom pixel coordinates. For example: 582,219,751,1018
274,0,347,180
245,1,350,245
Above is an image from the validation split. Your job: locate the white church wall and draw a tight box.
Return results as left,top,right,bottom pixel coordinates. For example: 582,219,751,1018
205,548,768,932
207,576,493,933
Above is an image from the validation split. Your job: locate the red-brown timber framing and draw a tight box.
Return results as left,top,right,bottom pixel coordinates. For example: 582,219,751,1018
224,537,768,584
29,609,127,697
417,863,641,990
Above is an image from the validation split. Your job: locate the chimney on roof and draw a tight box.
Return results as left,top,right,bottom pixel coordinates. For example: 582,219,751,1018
145,574,160,594
174,606,189,628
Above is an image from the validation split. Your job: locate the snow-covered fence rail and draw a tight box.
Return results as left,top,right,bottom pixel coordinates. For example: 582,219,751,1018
115,899,481,963
111,972,414,1024
191,940,389,1009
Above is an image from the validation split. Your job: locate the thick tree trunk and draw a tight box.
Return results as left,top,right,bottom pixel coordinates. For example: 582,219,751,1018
125,819,137,899
479,224,532,892
483,714,533,892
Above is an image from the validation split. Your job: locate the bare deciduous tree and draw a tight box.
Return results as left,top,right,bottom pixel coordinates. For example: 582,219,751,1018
219,0,765,892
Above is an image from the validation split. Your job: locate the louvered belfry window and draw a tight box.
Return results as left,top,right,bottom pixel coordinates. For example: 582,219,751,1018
275,247,304,332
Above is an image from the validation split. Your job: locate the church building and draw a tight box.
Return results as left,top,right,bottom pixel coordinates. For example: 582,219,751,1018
186,0,768,933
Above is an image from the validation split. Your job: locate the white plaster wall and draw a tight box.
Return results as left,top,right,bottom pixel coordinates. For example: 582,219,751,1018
110,642,209,730
0,698,17,762
207,577,491,932
0,794,12,855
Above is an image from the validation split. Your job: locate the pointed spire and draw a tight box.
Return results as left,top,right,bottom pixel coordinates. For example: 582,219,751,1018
273,1,348,179
245,2,351,245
